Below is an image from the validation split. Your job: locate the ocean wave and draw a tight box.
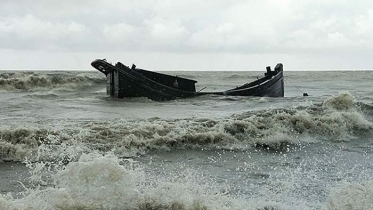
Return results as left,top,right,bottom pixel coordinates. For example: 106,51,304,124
0,72,105,91
173,74,197,79
0,153,312,210
0,92,372,163
226,74,242,79
0,153,244,210
327,180,373,210
358,102,373,111
0,127,85,162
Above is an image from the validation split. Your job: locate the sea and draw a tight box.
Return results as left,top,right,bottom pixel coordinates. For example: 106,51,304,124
0,69,372,210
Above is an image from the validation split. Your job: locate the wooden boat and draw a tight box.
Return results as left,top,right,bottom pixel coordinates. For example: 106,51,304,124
91,59,284,101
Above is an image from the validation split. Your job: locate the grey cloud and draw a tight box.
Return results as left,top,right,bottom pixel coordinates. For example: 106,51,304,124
0,0,373,69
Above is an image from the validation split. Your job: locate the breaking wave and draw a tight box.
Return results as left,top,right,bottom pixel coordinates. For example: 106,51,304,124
0,153,236,210
1,152,308,210
1,92,372,163
2,152,369,210
0,153,312,210
327,180,373,210
0,71,105,91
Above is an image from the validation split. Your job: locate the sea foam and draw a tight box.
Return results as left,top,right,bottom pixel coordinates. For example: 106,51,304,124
0,153,249,210
327,180,373,210
0,92,372,163
0,72,104,91
0,151,349,210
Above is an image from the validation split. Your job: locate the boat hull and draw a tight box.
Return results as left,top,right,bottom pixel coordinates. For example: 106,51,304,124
91,59,284,101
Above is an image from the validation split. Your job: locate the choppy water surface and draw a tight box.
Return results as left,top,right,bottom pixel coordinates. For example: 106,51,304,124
0,70,372,210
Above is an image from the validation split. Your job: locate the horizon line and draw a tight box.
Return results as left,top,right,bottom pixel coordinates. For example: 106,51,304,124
0,69,372,72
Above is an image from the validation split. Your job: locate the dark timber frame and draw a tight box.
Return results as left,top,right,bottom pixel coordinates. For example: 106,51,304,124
91,59,284,101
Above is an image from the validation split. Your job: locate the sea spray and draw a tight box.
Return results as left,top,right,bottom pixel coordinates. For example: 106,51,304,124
1,151,331,210
0,127,87,162
82,93,372,152
0,153,255,210
323,91,357,111
327,181,373,210
2,136,373,209
1,92,372,163
1,93,372,163
1,69,372,210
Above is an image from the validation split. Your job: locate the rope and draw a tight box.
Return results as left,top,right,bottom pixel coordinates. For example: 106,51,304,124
197,87,207,92
284,77,306,95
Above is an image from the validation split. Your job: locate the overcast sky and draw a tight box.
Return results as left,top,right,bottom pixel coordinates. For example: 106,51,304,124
0,0,372,70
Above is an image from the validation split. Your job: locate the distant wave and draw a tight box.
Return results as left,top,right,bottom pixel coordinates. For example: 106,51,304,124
174,74,197,79
25,93,62,100
0,92,372,163
225,74,259,80
0,72,105,91
226,74,243,79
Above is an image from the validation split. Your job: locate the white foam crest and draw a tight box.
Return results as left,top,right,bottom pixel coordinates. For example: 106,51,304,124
51,153,142,209
1,93,372,163
0,72,103,91
327,180,373,210
4,152,352,210
225,98,372,146
82,119,239,155
0,127,52,162
0,127,93,163
323,91,357,111
0,153,259,210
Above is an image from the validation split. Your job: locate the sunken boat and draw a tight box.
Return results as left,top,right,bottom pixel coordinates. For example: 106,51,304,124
91,59,284,101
